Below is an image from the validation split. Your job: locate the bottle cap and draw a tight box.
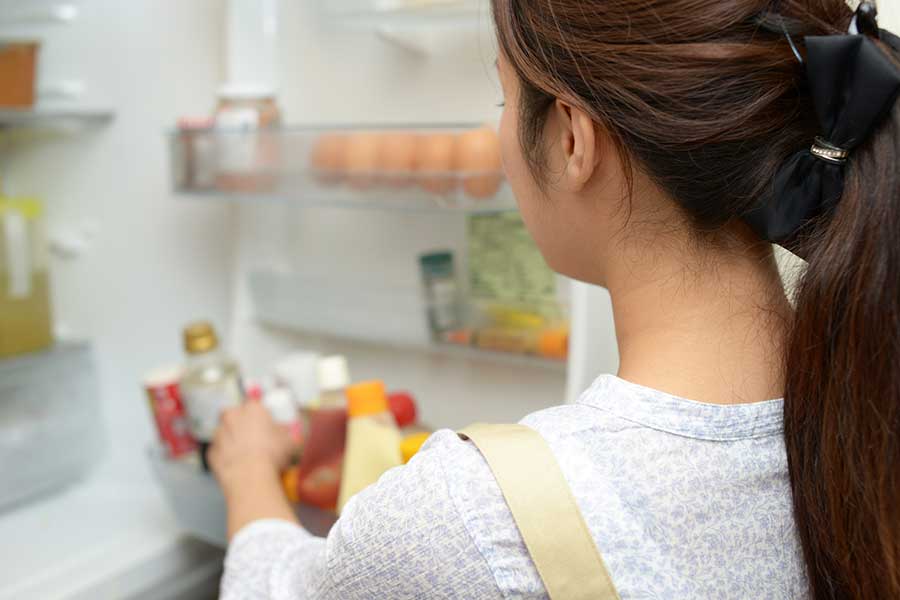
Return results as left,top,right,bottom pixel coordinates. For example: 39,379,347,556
388,391,418,428
273,352,320,407
346,380,388,418
317,355,350,392
183,322,219,354
401,432,431,464
538,329,569,360
419,251,455,278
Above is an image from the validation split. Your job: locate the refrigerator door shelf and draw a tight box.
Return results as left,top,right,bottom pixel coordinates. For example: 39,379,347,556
0,108,114,131
148,446,336,547
248,269,569,372
169,124,515,214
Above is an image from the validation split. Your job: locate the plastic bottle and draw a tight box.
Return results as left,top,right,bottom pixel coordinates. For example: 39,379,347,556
180,322,245,470
292,355,351,511
264,387,304,445
273,352,321,410
419,251,461,338
337,380,403,513
388,391,430,435
388,391,432,464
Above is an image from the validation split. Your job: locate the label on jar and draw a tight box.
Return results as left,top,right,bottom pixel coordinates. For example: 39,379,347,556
145,376,197,459
182,377,244,441
215,108,262,173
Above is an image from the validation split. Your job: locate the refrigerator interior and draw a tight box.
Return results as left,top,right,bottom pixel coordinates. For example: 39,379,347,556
0,0,628,596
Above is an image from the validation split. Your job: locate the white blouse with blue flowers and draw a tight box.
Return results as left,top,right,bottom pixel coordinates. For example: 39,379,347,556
222,374,808,599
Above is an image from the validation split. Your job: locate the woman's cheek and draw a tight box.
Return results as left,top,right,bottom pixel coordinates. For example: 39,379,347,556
498,110,531,205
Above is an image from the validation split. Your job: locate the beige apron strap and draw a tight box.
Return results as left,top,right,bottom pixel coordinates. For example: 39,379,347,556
459,423,621,600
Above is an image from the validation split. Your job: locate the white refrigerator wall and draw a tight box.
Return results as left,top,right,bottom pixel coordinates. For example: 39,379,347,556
0,0,234,484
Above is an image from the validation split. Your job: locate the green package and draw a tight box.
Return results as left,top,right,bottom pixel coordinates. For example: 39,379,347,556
466,213,558,316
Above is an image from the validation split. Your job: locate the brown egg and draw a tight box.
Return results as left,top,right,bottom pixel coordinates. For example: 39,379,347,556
310,134,347,184
344,133,381,189
456,126,503,199
377,132,419,187
415,133,459,194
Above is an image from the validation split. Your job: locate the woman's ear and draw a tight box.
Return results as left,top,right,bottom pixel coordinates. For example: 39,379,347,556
553,99,600,191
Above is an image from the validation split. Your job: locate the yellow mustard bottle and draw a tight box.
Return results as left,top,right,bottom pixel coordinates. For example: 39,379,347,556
337,380,402,513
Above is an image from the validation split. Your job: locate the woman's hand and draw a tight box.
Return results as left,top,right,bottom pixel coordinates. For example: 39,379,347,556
209,402,301,538
209,402,296,491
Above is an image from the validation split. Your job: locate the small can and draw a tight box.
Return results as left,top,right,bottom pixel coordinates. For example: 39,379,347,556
144,366,197,459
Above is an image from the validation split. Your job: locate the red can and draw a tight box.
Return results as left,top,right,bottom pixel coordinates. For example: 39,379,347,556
144,366,197,458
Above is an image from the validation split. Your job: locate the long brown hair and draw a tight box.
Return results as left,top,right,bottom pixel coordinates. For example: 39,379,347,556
491,0,900,597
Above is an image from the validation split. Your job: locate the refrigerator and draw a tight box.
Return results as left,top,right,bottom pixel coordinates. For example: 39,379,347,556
0,1,625,597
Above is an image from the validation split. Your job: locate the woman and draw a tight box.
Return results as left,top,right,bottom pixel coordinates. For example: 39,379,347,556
211,0,900,598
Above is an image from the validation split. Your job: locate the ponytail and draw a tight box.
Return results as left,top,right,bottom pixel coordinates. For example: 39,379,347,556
785,97,900,597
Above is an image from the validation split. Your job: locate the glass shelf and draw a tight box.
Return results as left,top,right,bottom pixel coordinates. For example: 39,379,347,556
170,123,516,214
0,342,103,512
0,108,114,130
323,0,487,30
248,269,567,372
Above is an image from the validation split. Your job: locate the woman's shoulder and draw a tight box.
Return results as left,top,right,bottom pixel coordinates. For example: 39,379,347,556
413,404,626,598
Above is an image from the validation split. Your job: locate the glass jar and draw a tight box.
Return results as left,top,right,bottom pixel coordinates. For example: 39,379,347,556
0,197,52,357
213,85,281,193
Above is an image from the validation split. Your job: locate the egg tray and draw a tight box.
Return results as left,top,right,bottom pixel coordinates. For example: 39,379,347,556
170,124,517,213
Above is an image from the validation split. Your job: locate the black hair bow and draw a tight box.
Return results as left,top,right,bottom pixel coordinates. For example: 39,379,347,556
744,26,900,249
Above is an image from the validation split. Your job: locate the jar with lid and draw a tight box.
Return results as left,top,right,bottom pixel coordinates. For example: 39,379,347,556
213,84,281,193
419,251,461,339
0,197,52,357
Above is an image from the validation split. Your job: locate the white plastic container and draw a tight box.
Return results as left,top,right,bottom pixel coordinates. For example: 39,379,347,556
0,342,103,512
273,352,320,408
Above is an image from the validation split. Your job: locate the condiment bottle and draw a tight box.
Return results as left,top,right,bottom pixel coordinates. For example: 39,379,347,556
388,391,432,464
264,387,303,447
419,251,461,338
292,355,351,511
337,380,402,513
388,391,430,436
180,322,244,470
